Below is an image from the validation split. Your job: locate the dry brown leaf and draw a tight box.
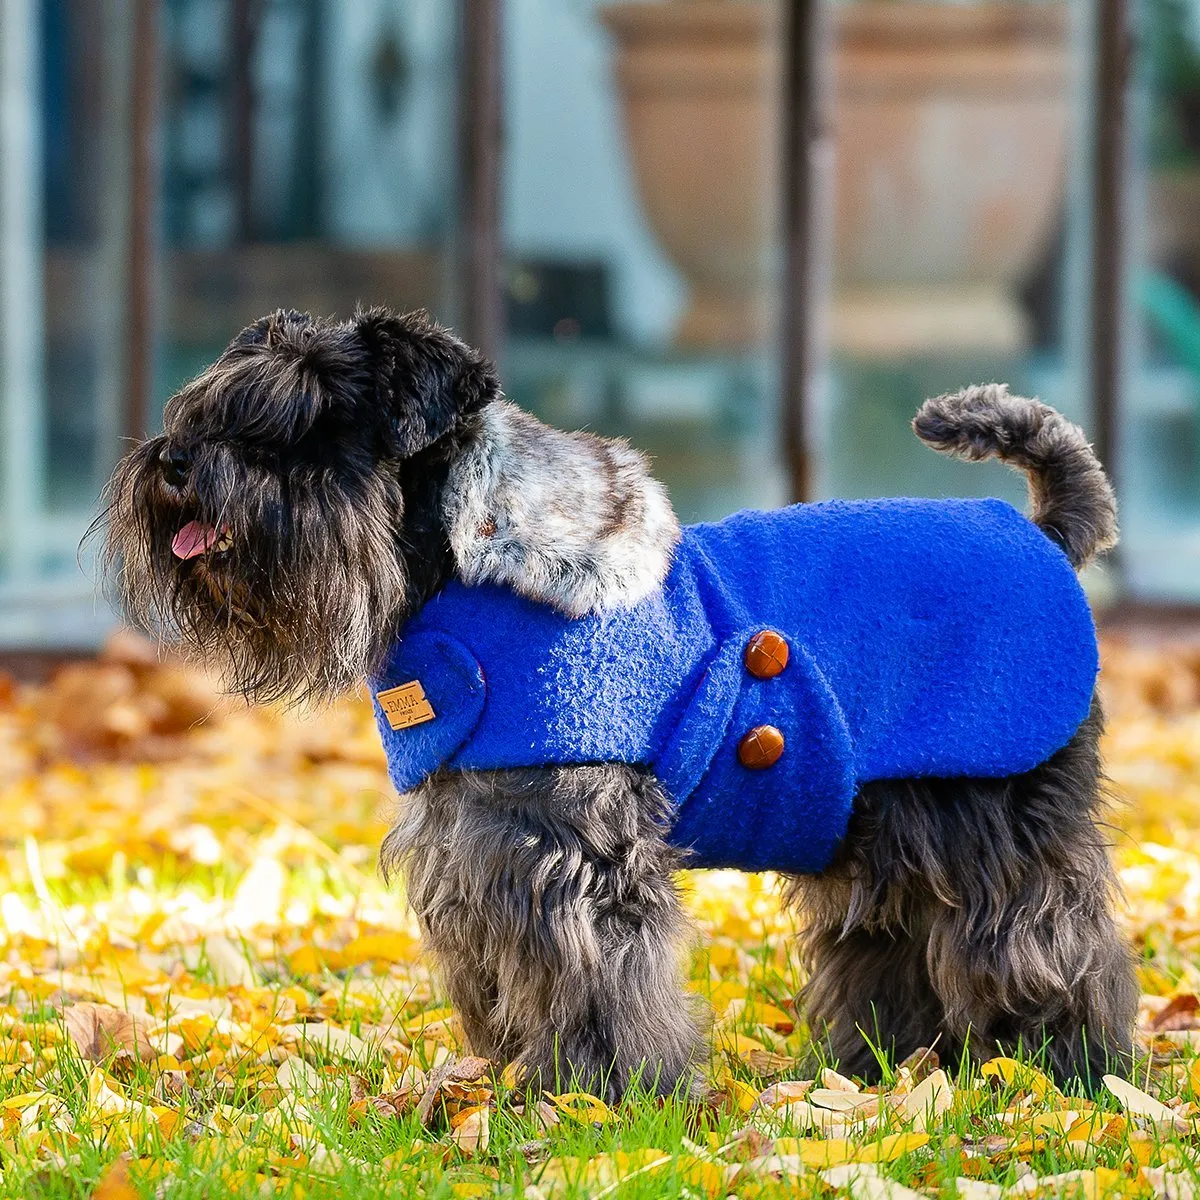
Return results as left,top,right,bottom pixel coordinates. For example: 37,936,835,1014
755,1079,813,1109
820,1067,861,1093
450,1105,490,1154
379,1081,422,1117
416,1056,493,1127
896,1047,941,1081
1149,994,1200,1032
809,1089,880,1115
722,1126,775,1161
446,1055,492,1082
347,1097,379,1126
891,1068,953,1133
64,1003,155,1064
515,1138,550,1165
743,1049,803,1078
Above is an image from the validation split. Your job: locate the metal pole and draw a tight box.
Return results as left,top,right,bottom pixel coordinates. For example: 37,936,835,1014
1089,0,1131,495
0,0,48,579
459,0,504,360
780,0,833,503
230,0,257,243
96,0,133,472
124,0,160,441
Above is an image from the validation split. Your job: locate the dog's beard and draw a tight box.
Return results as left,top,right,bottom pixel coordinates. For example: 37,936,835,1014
99,440,410,705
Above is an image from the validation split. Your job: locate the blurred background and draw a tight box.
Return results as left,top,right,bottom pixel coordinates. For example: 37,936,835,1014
0,0,1193,648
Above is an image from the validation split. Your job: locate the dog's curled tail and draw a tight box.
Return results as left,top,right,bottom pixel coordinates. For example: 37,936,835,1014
912,383,1117,570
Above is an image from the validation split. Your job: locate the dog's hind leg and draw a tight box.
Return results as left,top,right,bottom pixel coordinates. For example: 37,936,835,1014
786,838,947,1078
383,764,701,1102
790,704,1137,1085
922,708,1137,1085
793,921,948,1078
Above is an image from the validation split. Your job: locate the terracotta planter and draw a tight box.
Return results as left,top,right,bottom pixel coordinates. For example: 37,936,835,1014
601,1,1070,350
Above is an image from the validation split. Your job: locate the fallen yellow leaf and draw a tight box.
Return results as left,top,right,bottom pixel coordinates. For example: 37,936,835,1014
449,1105,489,1154
774,1132,929,1167
92,1157,139,1200
980,1057,1056,1101
341,931,418,966
549,1091,612,1124
676,1155,741,1199
1104,1074,1190,1132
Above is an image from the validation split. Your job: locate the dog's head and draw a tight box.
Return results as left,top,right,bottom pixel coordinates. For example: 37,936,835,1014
101,307,498,704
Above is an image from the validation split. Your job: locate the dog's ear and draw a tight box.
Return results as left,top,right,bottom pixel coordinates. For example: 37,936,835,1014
354,307,499,457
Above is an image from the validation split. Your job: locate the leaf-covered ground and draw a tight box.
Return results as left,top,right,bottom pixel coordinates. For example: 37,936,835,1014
2,632,1200,1197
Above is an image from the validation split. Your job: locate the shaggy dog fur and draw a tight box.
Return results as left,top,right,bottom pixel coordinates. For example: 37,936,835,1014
100,307,1137,1100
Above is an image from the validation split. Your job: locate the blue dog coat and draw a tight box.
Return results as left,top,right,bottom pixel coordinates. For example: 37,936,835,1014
370,498,1098,876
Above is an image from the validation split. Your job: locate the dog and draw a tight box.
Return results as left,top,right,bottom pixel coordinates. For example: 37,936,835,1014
101,307,1137,1100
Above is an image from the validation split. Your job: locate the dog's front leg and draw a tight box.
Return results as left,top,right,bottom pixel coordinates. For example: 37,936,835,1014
382,764,701,1101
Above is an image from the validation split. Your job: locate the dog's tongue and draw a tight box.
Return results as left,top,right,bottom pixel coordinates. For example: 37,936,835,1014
172,521,220,560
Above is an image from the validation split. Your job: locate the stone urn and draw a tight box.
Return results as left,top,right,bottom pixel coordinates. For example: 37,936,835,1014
600,1,1070,352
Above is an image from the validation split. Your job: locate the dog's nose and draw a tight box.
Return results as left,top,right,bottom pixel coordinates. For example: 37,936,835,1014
159,445,190,489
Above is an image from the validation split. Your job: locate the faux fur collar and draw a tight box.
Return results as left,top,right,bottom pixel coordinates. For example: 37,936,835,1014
443,402,680,617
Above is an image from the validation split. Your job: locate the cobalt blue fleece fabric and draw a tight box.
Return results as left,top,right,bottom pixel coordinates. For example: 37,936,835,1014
370,498,1099,876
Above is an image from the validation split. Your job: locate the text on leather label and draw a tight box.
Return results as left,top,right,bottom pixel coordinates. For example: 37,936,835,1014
376,681,436,730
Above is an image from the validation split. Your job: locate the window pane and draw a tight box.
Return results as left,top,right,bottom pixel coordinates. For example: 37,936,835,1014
0,0,123,644
501,0,786,523
1123,0,1200,599
156,0,461,417
0,0,464,645
817,3,1084,523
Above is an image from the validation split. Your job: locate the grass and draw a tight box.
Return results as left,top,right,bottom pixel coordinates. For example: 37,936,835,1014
0,641,1198,1197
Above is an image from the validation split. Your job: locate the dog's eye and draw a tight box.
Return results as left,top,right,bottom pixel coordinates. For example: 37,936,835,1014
159,446,190,489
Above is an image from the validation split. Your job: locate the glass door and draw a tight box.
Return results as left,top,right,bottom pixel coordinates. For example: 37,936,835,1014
0,0,127,644
1121,0,1200,599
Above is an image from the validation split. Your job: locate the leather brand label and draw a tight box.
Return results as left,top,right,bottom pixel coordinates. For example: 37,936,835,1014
376,681,436,731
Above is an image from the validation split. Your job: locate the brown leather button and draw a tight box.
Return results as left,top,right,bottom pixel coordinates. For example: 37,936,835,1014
745,630,789,679
738,724,785,769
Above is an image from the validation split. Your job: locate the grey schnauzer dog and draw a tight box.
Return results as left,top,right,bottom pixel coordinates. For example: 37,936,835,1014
101,307,1137,1100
